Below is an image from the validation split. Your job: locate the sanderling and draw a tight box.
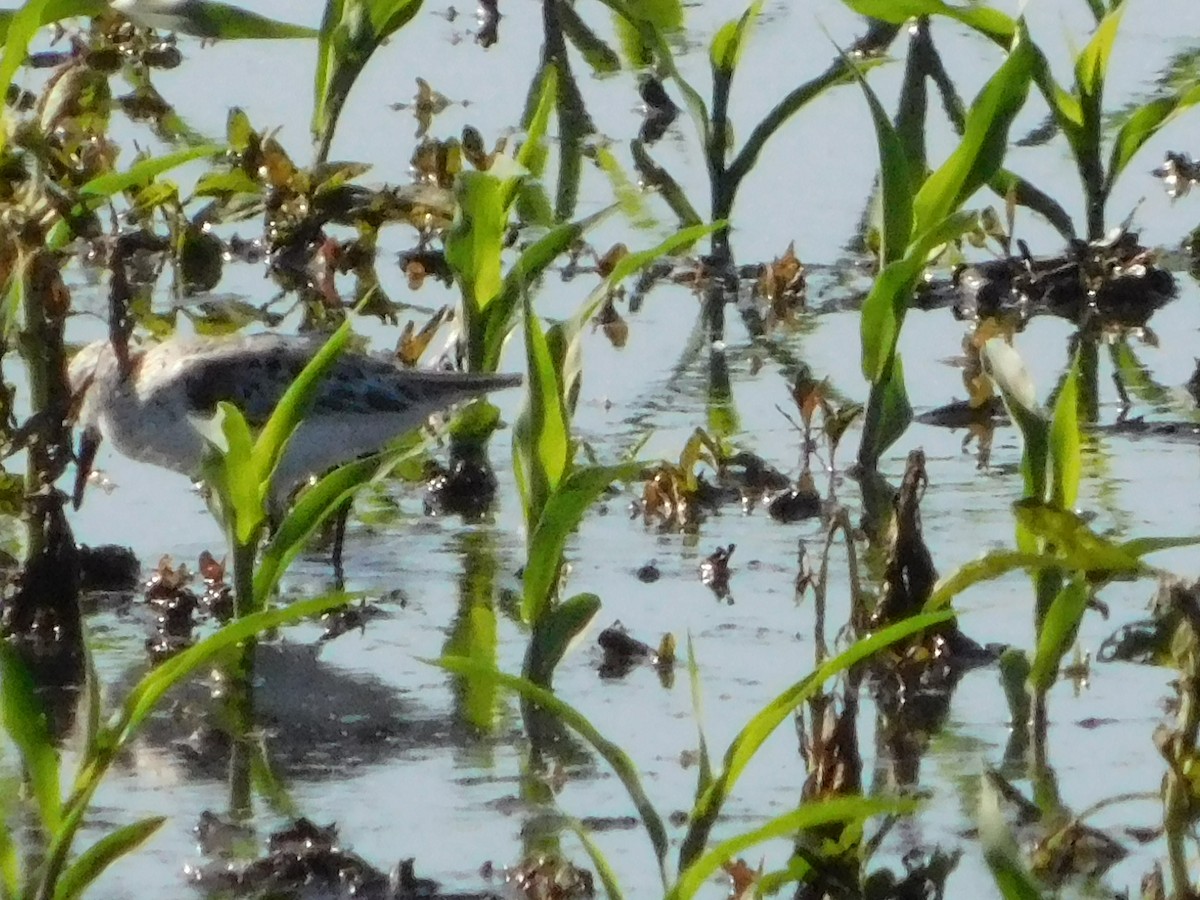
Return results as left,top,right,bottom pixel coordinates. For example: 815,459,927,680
69,332,522,513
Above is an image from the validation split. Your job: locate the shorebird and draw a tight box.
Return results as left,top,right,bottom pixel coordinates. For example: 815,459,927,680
68,332,521,520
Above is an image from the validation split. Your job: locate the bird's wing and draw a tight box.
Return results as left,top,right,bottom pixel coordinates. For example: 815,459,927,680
139,334,520,425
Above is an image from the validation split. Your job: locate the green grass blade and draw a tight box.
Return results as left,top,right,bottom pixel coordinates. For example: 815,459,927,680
0,0,104,43
1011,501,1143,575
677,610,954,870
523,463,640,624
125,2,316,38
1028,577,1089,694
0,643,61,833
669,796,913,900
513,295,570,532
686,634,713,802
78,145,224,198
52,817,165,900
980,774,1047,899
107,593,353,748
1118,535,1200,559
313,0,423,159
845,52,912,265
447,171,508,359
1048,352,1081,511
525,592,601,686
0,0,51,125
431,656,671,888
566,820,625,900
840,0,1016,43
982,338,1049,501
1106,86,1200,193
482,205,617,371
858,352,912,468
912,32,1034,238
251,316,353,490
254,454,388,604
206,403,262,545
1073,3,1123,106
924,550,1054,611
709,1,762,78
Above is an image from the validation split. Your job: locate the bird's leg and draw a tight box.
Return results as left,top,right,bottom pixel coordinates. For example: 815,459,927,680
330,498,352,591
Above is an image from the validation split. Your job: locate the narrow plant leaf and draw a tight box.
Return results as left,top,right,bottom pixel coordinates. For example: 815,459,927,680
709,1,762,77
313,0,424,160
1106,86,1200,192
686,634,713,804
513,295,571,533
0,643,61,833
669,796,913,900
980,774,1048,899
111,0,315,39
526,592,601,686
566,820,626,900
924,550,1053,611
523,463,640,624
251,316,353,490
255,453,392,604
0,0,51,116
0,0,104,44
912,34,1034,237
677,610,955,870
110,593,354,747
432,656,671,889
840,0,1016,42
1048,353,1081,511
52,817,165,900
858,353,912,468
848,52,913,264
482,205,617,371
982,338,1049,501
447,171,508,362
209,403,261,545
1073,3,1123,105
1011,501,1143,575
1028,577,1089,694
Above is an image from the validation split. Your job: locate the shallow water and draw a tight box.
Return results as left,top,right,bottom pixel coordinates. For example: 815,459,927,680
4,0,1200,897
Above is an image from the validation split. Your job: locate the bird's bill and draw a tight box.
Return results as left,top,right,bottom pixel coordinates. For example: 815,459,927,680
73,425,102,510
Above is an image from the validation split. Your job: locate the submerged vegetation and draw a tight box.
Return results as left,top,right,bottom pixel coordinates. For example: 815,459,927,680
0,0,1198,898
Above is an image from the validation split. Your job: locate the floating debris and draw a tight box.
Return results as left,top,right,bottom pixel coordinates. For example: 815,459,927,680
597,621,675,679
700,543,735,601
921,229,1177,327
1152,151,1200,200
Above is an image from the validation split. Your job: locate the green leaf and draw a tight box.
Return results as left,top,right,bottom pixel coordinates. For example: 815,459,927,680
858,353,912,469
481,205,616,372
513,296,571,533
980,774,1048,899
250,316,352,492
212,403,262,545
78,145,225,199
1028,578,1089,694
1011,501,1143,575
447,171,508,359
1106,85,1200,192
1048,353,1081,511
255,453,392,604
924,550,1054,611
912,33,1034,238
313,0,424,160
523,463,640,624
840,0,1016,43
53,817,165,900
517,64,556,180
566,820,625,900
114,1,316,39
0,0,51,122
982,338,1049,501
669,796,913,900
709,1,762,77
0,0,104,43
685,634,713,803
677,610,955,870
525,592,601,686
848,54,912,265
1073,3,1123,105
432,655,671,889
0,643,61,833
109,593,353,748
